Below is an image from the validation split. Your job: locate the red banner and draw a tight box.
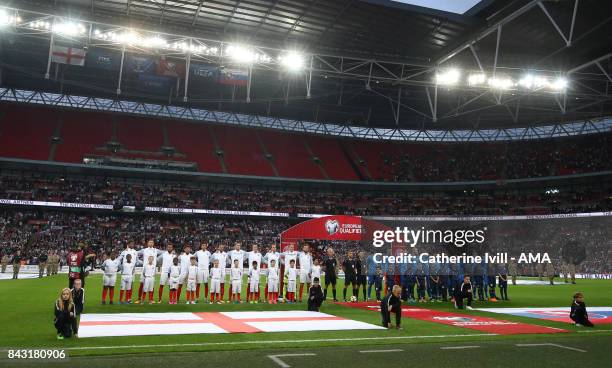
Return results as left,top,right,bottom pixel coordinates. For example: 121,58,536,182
340,302,569,335
280,215,364,251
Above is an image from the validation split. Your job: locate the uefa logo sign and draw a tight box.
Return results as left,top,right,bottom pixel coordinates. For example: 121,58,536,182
325,219,340,235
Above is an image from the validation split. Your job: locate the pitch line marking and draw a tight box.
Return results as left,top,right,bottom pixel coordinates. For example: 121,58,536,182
359,349,403,353
268,353,316,368
25,333,496,351
577,329,612,333
515,343,586,353
440,346,480,350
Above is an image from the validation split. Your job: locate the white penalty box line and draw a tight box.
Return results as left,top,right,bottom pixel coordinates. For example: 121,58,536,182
359,349,404,353
440,346,480,350
268,353,317,368
515,343,587,353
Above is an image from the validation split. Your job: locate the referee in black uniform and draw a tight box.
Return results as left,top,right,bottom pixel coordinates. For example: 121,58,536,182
342,251,358,302
381,285,402,329
357,251,368,301
323,247,338,302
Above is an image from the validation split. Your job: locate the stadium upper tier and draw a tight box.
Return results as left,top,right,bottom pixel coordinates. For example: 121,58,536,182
0,104,610,183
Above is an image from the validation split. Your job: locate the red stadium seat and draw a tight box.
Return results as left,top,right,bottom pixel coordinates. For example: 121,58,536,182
0,105,58,161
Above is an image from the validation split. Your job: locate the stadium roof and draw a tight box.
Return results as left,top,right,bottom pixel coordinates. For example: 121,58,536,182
12,0,482,61
1,0,611,132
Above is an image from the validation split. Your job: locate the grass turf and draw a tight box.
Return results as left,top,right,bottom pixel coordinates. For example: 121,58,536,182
0,273,611,365
4,336,612,368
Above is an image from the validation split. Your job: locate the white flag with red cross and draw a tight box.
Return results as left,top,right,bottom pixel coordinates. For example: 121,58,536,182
77,311,384,338
51,45,86,66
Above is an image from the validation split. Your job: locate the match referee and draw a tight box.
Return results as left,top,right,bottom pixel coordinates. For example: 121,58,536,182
381,285,402,329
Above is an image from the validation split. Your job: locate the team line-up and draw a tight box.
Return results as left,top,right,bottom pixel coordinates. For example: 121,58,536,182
92,240,356,305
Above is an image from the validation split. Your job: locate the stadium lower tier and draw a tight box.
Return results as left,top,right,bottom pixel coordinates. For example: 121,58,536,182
0,208,609,276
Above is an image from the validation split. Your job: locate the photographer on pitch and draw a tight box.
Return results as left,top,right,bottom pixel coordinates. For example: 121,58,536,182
381,285,402,329
308,277,324,311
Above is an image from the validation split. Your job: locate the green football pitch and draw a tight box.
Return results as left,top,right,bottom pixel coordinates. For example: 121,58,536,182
1,274,611,367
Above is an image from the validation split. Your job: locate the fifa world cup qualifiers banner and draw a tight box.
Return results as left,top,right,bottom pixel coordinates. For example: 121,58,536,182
359,214,612,277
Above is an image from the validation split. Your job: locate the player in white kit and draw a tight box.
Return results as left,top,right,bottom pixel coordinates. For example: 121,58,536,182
156,243,176,303
209,259,222,304
263,243,280,302
140,256,156,304
119,253,135,304
246,244,262,301
117,240,138,267
249,261,261,303
101,252,119,304
297,244,313,302
267,259,280,304
285,259,298,303
168,257,181,304
157,242,176,303
282,244,298,301
212,244,228,301
228,242,245,301
186,257,198,304
195,242,211,301
136,239,161,304
177,245,193,302
230,259,243,303
117,240,138,301
228,242,246,267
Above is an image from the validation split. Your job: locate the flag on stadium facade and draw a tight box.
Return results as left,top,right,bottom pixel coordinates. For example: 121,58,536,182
156,56,185,78
85,49,121,71
51,45,86,66
137,74,172,94
127,55,155,74
191,63,219,79
218,67,248,86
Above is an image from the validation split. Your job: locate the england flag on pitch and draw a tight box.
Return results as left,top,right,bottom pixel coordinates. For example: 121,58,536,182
78,311,384,338
51,45,86,66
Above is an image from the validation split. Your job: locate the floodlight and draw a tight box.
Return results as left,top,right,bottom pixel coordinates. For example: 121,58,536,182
487,77,513,90
518,74,534,89
52,21,87,36
0,10,7,26
550,77,568,91
0,9,20,26
467,73,486,86
225,45,257,63
435,69,460,85
30,20,51,30
533,76,550,89
141,35,168,48
119,31,141,45
225,44,270,63
279,52,305,72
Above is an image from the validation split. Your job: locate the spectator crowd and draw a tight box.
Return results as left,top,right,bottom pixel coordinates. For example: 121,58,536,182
380,134,611,182
0,174,609,216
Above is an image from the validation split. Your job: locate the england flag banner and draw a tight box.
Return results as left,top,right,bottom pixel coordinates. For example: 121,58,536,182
78,311,384,338
51,46,86,66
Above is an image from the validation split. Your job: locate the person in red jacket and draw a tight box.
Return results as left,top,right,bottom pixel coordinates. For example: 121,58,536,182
67,243,95,288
